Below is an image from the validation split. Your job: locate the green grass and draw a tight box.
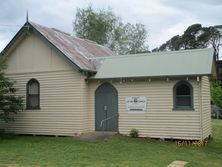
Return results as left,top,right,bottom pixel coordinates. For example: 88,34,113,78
0,120,222,167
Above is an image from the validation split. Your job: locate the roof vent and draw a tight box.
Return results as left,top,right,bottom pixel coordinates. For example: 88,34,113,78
51,28,71,36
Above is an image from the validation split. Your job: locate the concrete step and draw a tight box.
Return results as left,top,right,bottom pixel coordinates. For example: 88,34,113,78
167,161,188,167
79,131,117,142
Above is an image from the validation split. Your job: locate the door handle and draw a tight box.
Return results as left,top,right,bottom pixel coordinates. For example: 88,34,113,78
104,105,107,111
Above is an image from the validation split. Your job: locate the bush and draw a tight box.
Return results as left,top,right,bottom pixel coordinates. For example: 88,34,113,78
129,128,139,138
211,82,222,109
0,55,24,122
0,129,5,140
0,129,15,140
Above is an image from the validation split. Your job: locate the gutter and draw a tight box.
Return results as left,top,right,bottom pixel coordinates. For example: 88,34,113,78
89,74,212,80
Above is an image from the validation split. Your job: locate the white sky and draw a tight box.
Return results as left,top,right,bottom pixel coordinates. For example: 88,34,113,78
0,0,222,54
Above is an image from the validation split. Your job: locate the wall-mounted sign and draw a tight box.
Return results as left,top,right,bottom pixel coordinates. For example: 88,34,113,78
125,96,147,112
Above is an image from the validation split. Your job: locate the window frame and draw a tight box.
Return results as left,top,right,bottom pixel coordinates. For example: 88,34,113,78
26,78,40,110
173,80,194,110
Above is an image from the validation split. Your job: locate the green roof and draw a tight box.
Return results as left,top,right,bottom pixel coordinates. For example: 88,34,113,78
93,48,214,79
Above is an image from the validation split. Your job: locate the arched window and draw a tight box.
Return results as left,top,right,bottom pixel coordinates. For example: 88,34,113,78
26,79,40,109
173,81,193,110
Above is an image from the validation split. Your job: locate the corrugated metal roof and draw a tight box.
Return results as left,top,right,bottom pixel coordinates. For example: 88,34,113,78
93,48,214,79
29,22,114,72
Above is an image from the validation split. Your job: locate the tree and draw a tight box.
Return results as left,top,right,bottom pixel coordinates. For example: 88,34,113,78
0,55,23,122
74,6,116,45
205,26,222,60
211,82,222,109
154,24,222,60
123,23,148,54
168,35,182,51
73,6,148,54
181,24,205,49
153,35,182,52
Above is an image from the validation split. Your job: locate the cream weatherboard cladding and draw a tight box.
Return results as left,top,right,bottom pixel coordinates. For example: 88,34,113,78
3,33,88,136
88,79,202,140
201,76,211,139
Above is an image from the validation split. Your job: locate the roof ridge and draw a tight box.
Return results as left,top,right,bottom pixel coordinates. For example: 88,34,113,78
74,36,111,48
29,21,111,51
51,28,71,36
103,48,214,59
29,21,71,36
151,47,213,55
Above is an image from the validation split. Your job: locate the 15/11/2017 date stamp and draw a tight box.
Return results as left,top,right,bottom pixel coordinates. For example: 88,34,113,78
175,140,208,147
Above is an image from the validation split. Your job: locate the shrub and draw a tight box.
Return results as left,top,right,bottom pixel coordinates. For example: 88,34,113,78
0,55,24,122
211,82,222,109
0,129,5,140
129,128,139,138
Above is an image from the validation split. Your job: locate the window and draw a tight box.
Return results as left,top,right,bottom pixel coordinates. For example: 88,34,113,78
173,81,193,110
26,79,40,109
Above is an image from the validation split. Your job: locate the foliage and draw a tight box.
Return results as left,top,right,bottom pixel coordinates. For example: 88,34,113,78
73,5,148,54
129,128,139,138
211,81,222,109
0,120,222,166
74,6,116,45
152,24,222,60
0,55,23,122
182,24,207,49
0,129,5,140
205,25,222,60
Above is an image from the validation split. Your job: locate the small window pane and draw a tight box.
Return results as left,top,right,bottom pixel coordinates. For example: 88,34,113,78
176,96,191,107
28,95,39,108
176,84,190,95
28,82,39,94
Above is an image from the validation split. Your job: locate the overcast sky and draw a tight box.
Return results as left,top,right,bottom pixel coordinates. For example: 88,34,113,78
0,0,222,53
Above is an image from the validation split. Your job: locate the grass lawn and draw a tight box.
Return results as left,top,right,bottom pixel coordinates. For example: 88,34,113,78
0,120,222,167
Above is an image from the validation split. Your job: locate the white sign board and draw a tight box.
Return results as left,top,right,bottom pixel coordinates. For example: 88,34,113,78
125,96,147,112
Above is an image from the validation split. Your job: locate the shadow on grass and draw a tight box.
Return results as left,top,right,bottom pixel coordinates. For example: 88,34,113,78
0,164,40,167
0,129,16,141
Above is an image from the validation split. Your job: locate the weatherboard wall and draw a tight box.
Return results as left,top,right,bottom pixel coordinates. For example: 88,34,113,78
3,33,87,136
201,76,211,139
88,79,203,140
